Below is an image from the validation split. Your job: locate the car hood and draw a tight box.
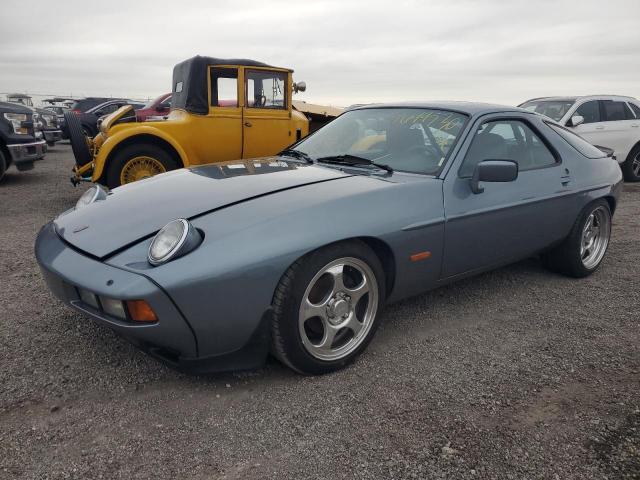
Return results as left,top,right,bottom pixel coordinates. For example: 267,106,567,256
54,158,353,259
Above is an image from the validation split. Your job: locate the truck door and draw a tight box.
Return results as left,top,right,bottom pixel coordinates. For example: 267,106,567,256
242,68,293,158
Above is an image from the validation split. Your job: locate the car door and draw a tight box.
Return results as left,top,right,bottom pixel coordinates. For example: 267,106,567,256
441,114,576,278
242,67,293,159
595,100,638,160
190,66,243,163
568,100,604,146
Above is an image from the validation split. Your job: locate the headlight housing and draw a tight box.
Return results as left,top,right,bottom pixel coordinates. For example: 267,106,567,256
75,185,108,210
4,113,28,134
148,219,203,266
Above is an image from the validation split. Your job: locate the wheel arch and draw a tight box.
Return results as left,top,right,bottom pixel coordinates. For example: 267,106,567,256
625,139,640,163
97,134,184,183
278,236,397,301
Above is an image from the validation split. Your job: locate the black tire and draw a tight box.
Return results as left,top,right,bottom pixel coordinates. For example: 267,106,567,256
82,125,96,138
541,199,612,278
271,240,386,375
0,149,6,182
621,144,640,182
63,111,92,167
105,143,179,189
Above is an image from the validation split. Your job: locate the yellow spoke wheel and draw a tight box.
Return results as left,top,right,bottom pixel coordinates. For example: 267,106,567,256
120,156,167,184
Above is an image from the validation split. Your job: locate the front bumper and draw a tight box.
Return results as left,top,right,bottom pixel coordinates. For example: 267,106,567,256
35,221,198,362
35,222,269,373
44,129,63,144
7,140,46,170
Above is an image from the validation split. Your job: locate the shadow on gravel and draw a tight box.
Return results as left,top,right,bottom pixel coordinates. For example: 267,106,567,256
590,410,640,479
60,256,554,386
0,171,42,186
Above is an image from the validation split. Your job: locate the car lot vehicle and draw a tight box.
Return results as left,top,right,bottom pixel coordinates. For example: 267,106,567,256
6,93,62,147
0,101,46,181
72,99,145,138
36,102,622,374
59,97,118,139
65,56,310,188
136,93,172,121
43,101,71,138
520,95,640,181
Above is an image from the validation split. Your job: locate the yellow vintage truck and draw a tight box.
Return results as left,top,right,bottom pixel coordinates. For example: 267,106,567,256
66,56,312,187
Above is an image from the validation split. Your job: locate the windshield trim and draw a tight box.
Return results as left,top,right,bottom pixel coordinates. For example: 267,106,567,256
289,106,471,178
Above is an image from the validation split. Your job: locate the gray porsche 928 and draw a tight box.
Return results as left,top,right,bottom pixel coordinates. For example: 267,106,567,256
35,102,623,375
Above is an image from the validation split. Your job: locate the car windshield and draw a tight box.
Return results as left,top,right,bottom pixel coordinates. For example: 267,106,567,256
293,108,468,175
520,99,576,121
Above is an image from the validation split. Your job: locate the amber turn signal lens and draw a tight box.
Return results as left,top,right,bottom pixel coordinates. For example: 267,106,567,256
410,251,432,262
126,300,158,322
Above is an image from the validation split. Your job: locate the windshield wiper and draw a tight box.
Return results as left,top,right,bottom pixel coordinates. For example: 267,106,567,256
279,148,313,163
316,154,393,173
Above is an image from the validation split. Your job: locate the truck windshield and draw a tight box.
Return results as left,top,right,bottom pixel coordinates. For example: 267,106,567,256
520,99,576,121
293,108,468,175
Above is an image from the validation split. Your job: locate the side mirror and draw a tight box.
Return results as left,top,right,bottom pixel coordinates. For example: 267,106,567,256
293,81,306,93
568,115,584,127
470,160,518,194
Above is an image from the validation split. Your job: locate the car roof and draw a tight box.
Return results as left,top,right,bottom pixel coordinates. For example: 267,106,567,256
86,99,136,112
523,95,638,103
172,55,290,115
351,101,528,116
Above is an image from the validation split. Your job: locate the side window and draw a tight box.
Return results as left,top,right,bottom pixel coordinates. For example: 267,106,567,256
99,103,119,115
629,102,640,119
210,68,238,107
245,69,287,109
573,101,600,124
460,120,557,177
602,100,633,122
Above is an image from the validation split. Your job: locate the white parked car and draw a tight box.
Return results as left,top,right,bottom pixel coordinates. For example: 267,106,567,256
520,95,640,181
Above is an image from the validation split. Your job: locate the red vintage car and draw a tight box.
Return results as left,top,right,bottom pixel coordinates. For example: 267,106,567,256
135,93,171,121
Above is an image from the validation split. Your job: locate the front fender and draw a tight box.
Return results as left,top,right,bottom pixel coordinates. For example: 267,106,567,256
92,125,189,181
106,175,446,358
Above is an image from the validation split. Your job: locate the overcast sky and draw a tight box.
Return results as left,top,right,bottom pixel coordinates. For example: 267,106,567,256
1,0,638,107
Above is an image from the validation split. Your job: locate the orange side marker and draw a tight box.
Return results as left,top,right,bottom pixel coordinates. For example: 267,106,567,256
410,251,432,262
126,300,158,322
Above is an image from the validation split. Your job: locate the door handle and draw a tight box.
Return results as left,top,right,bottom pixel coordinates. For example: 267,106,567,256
595,126,605,130
632,124,639,128
244,122,252,127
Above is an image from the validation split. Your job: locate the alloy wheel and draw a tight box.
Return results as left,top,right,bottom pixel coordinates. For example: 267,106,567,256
298,257,378,361
580,206,611,269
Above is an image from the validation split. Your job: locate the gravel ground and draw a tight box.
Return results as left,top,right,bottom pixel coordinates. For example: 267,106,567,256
1,144,639,480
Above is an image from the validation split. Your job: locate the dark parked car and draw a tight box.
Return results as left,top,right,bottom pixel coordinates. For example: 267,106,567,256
136,93,171,122
42,104,70,138
0,101,46,181
5,93,62,147
68,98,145,138
36,102,622,375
